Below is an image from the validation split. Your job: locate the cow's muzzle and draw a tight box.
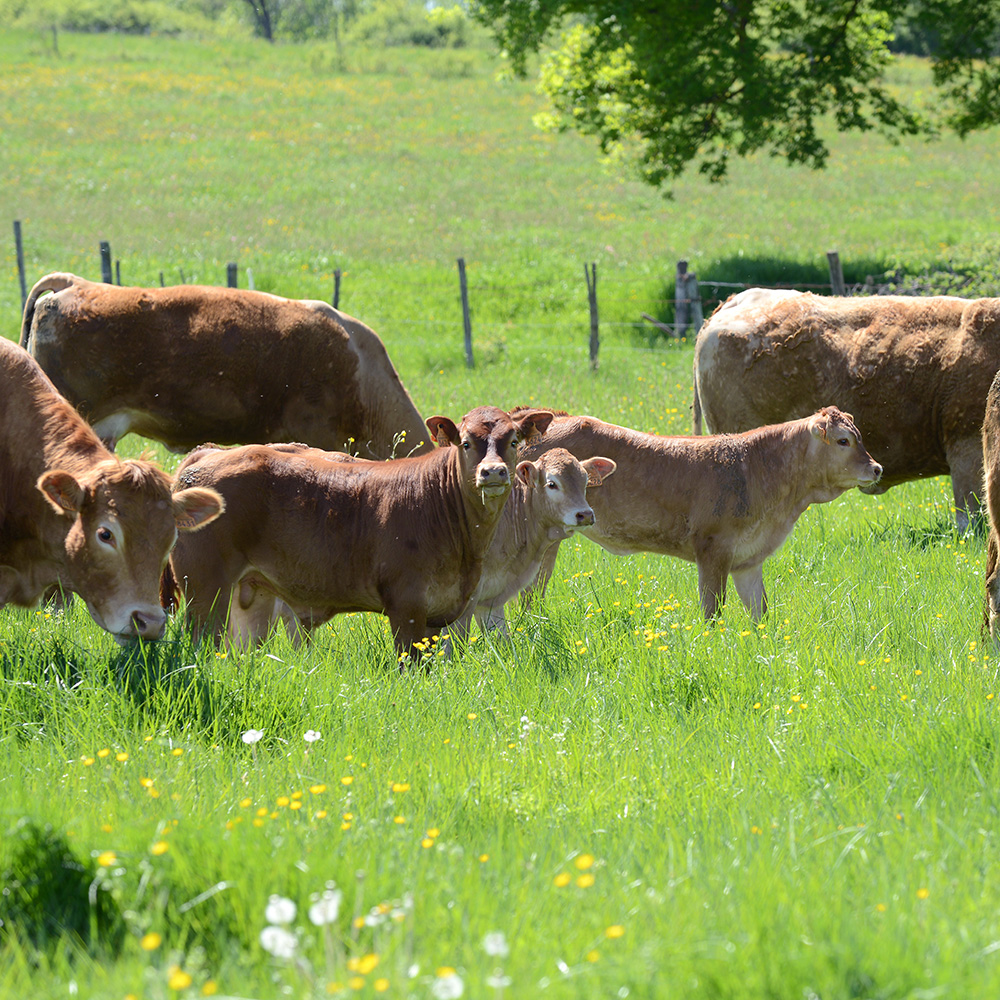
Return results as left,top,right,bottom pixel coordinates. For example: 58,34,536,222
476,465,510,495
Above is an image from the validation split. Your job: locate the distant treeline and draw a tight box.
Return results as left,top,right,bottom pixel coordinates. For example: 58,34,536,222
0,0,977,53
0,0,481,46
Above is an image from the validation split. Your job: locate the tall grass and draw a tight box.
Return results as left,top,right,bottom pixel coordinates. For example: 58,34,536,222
2,28,1000,1000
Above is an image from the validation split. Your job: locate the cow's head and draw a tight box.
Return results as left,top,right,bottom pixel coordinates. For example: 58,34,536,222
516,448,617,538
38,458,224,642
807,406,883,490
426,407,554,502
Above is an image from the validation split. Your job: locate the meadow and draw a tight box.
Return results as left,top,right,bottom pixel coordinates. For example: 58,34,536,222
2,26,1000,1000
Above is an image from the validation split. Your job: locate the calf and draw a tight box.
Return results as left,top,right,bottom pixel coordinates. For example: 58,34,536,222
164,407,553,658
474,448,616,635
0,337,223,640
516,407,882,620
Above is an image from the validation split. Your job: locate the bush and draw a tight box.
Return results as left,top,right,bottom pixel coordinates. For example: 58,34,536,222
348,0,471,48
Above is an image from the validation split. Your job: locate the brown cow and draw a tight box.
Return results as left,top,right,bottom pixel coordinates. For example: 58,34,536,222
693,287,999,531
516,406,882,620
19,272,432,459
169,444,616,643
0,336,223,640
164,407,554,658
983,371,1000,638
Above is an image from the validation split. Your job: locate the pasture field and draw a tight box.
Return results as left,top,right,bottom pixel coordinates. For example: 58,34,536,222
2,26,1000,1000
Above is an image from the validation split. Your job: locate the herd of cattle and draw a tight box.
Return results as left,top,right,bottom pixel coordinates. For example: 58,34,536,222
5,271,1000,661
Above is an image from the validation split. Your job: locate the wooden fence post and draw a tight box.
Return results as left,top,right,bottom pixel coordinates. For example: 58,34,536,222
159,271,165,287
13,220,27,310
333,268,342,309
99,241,113,284
227,262,238,288
674,260,690,337
687,272,703,334
827,250,846,296
457,257,474,369
584,262,599,368
115,260,121,285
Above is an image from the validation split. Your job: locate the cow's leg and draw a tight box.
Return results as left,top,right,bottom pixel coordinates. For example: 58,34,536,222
386,600,431,667
694,541,732,620
732,564,767,621
475,605,510,638
946,436,985,533
986,530,1000,642
526,540,563,606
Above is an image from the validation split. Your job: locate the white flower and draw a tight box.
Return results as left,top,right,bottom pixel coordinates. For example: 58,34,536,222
431,973,464,1000
304,730,322,743
482,931,509,958
308,888,342,925
259,925,297,958
265,894,297,925
241,729,264,744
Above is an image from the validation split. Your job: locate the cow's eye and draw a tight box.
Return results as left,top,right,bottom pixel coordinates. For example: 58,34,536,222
546,480,559,490
837,437,850,446
97,526,115,546
462,441,471,450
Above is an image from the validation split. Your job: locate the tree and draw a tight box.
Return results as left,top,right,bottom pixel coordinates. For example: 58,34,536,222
470,0,1000,190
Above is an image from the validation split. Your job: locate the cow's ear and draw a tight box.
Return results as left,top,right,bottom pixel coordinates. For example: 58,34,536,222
513,409,554,440
582,457,617,486
38,470,85,515
516,460,539,487
808,411,830,441
173,487,225,532
426,416,459,447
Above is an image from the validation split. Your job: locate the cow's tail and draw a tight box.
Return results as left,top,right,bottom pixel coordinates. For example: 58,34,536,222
692,353,703,435
160,560,183,615
19,272,78,351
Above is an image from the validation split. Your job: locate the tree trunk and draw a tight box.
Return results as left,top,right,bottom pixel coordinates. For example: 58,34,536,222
242,0,274,41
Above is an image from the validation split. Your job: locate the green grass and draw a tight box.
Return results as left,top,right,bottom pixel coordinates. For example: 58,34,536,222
3,27,1000,1000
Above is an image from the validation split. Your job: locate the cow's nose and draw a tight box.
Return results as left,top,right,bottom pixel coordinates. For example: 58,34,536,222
477,465,509,485
575,508,595,526
131,608,167,639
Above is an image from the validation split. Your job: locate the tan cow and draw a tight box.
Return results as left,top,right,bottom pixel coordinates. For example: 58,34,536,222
982,371,1000,638
162,407,554,658
0,336,223,640
474,448,616,635
693,287,999,531
516,406,882,620
19,272,432,459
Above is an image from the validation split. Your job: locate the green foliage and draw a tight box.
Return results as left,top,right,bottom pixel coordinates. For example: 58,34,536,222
0,819,124,954
473,0,1000,191
347,0,473,48
0,0,229,36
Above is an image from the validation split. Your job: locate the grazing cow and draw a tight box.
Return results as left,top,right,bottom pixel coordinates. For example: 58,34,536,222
0,337,223,640
983,371,1000,638
19,272,432,459
516,406,882,620
693,287,1000,531
163,407,554,658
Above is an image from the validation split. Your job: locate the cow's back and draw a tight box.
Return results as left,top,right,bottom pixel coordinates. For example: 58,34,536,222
694,289,991,490
23,275,431,458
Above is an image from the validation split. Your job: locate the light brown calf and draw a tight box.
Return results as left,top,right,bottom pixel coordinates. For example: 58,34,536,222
517,406,882,620
0,337,223,640
164,407,553,658
694,287,1000,531
20,272,432,459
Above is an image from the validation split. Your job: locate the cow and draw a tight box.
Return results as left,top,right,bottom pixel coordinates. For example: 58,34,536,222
473,448,616,636
983,371,1000,639
515,406,882,620
693,286,1000,531
0,336,224,641
162,407,554,659
19,272,432,460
